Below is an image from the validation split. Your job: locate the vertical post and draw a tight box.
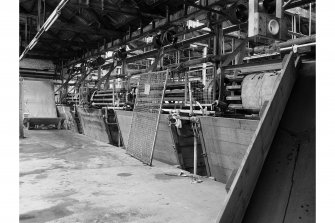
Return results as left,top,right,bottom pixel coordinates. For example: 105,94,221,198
218,35,226,101
188,81,193,114
60,61,64,103
184,72,188,105
97,66,101,90
37,0,41,31
64,69,69,99
104,73,110,90
213,29,217,100
276,0,283,18
213,20,223,100
165,6,170,24
183,3,188,16
291,15,294,39
43,0,46,24
177,50,180,64
19,77,24,138
25,18,28,43
293,15,296,39
112,80,115,106
193,134,197,175
128,26,131,40
140,19,143,35
121,60,126,75
309,3,312,36
152,20,155,29
202,46,207,86
118,127,121,147
248,0,258,37
298,15,301,34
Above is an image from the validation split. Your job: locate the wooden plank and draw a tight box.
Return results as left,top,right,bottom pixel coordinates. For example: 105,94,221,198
242,129,299,223
285,7,316,22
200,117,259,131
200,117,257,183
224,62,283,74
216,52,297,223
283,131,315,223
242,61,315,223
153,138,179,165
201,120,255,145
22,78,57,118
209,165,232,184
77,107,111,144
204,141,247,162
25,117,63,126
115,110,133,148
56,105,78,133
153,115,180,165
209,152,246,172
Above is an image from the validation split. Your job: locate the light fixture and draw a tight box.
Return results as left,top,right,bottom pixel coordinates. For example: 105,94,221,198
45,12,60,31
28,38,38,50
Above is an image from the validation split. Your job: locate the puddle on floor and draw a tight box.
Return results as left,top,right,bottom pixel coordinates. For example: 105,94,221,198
117,173,132,177
19,203,73,223
154,173,183,180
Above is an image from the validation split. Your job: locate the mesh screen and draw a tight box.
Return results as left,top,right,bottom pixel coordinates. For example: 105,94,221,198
91,77,139,108
185,67,214,105
126,70,168,165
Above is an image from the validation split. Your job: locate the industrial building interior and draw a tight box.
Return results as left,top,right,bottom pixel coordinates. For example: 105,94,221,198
17,0,316,222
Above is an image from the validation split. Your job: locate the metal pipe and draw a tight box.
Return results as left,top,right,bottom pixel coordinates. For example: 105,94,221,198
293,14,296,39
19,77,24,138
309,3,312,36
188,81,193,114
19,0,70,60
105,107,126,110
19,69,55,75
162,109,215,115
92,102,124,106
149,71,169,166
194,134,197,175
251,34,316,54
91,98,116,102
94,93,115,97
280,42,316,51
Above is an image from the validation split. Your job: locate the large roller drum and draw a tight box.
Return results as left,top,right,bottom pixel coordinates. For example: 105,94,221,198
241,72,281,110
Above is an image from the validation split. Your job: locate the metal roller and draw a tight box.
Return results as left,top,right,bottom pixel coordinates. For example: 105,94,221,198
241,71,281,110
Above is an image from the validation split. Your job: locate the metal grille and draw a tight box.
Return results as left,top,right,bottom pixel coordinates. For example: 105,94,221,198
91,77,139,108
126,70,168,165
185,67,214,105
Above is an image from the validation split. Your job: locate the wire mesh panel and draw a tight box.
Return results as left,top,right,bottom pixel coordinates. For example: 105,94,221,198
91,78,138,108
126,70,168,165
185,67,214,105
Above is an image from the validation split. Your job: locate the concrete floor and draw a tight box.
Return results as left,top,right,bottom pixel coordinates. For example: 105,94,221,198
20,130,227,223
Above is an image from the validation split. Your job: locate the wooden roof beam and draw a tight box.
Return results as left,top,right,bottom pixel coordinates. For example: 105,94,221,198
65,0,226,66
27,50,76,59
184,0,226,16
38,38,97,48
68,2,165,19
50,20,123,37
285,7,316,22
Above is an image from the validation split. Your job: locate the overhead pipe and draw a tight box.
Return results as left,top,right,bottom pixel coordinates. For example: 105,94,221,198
250,34,316,54
284,0,315,10
100,23,246,70
19,0,70,60
65,0,245,66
